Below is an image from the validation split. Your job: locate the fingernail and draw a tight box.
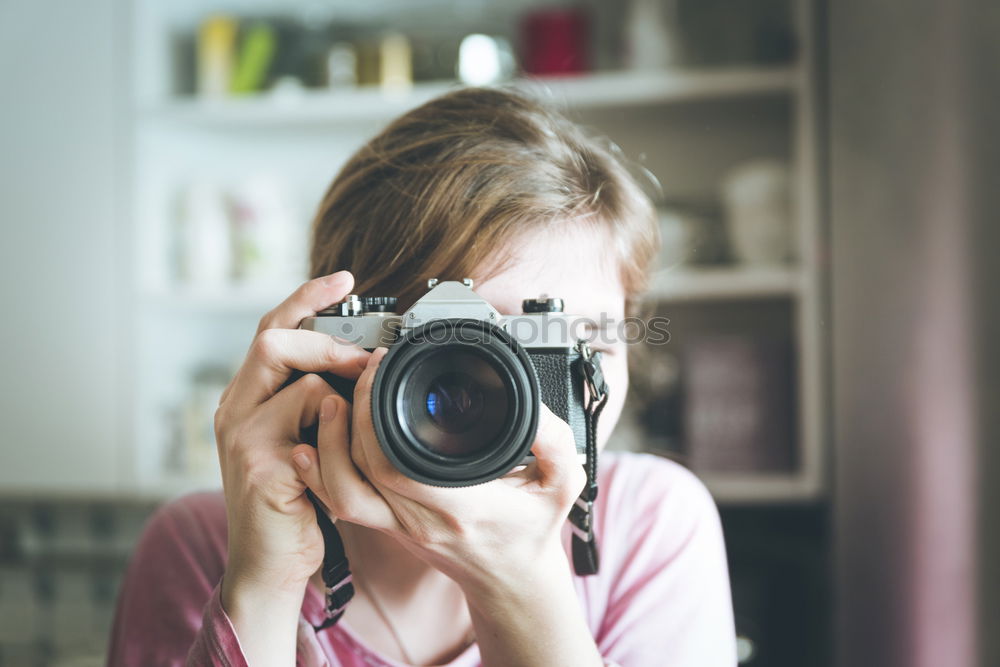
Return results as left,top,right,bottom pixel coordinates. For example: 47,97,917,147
293,452,312,470
320,395,338,423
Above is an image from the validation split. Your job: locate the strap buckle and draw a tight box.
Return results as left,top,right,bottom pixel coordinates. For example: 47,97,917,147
576,340,608,404
569,496,595,539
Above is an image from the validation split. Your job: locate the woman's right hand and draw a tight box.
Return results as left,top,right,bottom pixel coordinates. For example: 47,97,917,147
213,270,369,664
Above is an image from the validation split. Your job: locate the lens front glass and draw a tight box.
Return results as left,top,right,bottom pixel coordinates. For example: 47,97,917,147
425,371,485,433
398,347,510,458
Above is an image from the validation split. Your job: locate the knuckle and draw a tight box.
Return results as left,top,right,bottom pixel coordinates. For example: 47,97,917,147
252,328,284,360
299,372,330,395
213,405,229,436
213,410,230,447
552,418,575,443
222,420,251,454
214,408,246,453
557,465,587,505
238,451,285,497
257,309,276,332
326,492,358,522
239,452,266,487
323,339,345,367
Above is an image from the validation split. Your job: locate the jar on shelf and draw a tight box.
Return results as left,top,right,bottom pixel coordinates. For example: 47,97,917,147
181,365,232,477
721,159,795,266
174,181,234,288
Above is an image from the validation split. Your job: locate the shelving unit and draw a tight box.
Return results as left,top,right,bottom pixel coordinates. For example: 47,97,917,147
123,0,824,506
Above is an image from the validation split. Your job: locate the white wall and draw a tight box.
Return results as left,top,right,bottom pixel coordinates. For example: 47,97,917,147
0,0,125,493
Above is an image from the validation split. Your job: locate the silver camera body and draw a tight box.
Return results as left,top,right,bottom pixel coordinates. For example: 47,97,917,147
301,279,591,486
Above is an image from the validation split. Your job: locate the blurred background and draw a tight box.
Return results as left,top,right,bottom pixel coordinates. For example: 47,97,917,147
0,1,997,666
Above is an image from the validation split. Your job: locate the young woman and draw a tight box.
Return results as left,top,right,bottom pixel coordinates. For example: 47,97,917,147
108,88,735,666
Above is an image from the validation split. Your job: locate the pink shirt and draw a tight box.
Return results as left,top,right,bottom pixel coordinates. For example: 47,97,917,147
107,452,736,666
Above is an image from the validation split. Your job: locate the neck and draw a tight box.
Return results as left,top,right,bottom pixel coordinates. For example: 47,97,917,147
312,520,455,605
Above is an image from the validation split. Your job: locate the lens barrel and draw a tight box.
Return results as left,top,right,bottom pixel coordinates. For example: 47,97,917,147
371,319,539,486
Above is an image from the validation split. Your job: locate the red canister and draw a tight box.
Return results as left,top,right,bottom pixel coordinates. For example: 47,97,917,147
520,7,590,76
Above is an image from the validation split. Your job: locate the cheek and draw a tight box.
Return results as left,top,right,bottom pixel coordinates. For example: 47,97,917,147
595,353,629,450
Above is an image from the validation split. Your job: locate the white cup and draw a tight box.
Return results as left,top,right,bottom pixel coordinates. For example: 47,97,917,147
721,159,795,265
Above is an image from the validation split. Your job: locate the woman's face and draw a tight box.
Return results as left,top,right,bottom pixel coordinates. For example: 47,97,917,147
473,225,629,450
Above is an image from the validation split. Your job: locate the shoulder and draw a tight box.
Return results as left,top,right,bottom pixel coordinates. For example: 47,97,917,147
590,451,727,596
153,489,228,528
134,491,229,579
596,451,719,539
108,491,231,664
585,453,736,663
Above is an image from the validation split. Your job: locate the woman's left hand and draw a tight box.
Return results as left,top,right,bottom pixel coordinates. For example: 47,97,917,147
290,345,586,593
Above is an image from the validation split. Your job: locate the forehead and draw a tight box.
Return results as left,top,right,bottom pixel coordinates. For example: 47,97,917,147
472,225,625,319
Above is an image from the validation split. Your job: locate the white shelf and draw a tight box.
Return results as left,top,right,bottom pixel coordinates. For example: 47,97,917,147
526,67,796,108
140,67,796,127
645,265,801,301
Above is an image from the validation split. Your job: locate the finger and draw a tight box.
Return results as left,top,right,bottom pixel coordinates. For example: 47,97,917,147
290,444,332,508
218,372,238,407
353,346,386,419
352,347,401,488
524,404,585,493
312,394,399,530
227,329,370,412
257,271,354,334
221,271,355,406
257,372,336,441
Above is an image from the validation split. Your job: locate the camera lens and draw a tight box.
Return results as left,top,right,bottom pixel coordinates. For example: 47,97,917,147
398,350,510,458
371,319,539,486
425,372,483,433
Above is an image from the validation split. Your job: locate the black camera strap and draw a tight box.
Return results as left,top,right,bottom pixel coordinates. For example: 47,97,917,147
570,342,608,576
311,343,608,630
310,491,354,631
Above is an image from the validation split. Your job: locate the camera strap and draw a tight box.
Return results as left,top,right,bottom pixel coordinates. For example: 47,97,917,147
310,491,355,631
570,342,608,576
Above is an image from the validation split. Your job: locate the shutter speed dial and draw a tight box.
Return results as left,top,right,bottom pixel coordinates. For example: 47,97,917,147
361,296,398,313
521,297,564,313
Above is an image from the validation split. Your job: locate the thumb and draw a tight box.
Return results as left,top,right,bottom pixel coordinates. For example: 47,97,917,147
529,404,586,494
